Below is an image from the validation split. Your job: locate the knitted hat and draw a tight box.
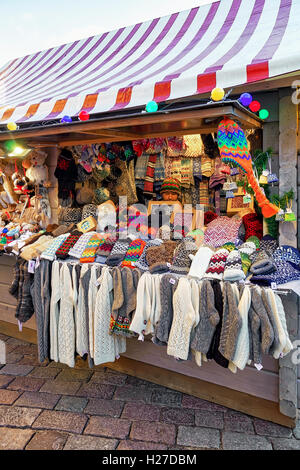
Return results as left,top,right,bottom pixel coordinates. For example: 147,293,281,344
222,242,236,253
135,239,163,271
274,245,300,270
205,248,229,280
246,235,260,249
188,246,214,280
250,249,277,275
160,178,181,195
158,224,174,241
260,235,278,254
238,240,257,275
223,250,245,281
121,238,147,268
146,240,178,274
170,236,198,274
106,239,131,266
251,258,300,286
242,213,263,240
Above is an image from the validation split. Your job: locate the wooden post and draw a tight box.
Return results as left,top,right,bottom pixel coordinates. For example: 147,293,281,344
278,89,298,420
45,146,59,225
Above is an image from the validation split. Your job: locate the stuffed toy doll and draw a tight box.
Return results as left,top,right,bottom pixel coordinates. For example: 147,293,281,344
24,150,50,186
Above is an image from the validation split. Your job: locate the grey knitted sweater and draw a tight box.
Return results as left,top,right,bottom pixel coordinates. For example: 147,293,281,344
191,280,220,355
153,274,179,345
219,282,242,362
251,287,274,355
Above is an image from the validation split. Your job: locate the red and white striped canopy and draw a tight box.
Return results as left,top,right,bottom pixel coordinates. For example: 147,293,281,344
0,0,298,124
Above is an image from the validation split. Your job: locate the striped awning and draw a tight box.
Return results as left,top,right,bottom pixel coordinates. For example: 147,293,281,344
0,0,298,125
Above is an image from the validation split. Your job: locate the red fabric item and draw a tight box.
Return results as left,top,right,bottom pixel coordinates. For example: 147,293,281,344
204,211,218,226
243,213,263,240
143,154,157,194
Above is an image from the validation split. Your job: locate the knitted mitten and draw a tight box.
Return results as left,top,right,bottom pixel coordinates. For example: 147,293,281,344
80,234,104,263
135,239,163,271
106,239,131,267
146,240,178,274
222,242,236,253
95,237,116,258
223,250,245,281
170,237,198,274
205,248,229,280
40,233,70,261
68,231,96,258
55,231,83,260
121,238,147,268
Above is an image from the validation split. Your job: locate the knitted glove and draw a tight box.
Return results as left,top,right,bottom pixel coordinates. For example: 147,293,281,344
121,239,147,269
80,234,104,263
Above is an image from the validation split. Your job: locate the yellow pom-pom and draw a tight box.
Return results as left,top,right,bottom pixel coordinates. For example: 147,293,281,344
7,122,18,131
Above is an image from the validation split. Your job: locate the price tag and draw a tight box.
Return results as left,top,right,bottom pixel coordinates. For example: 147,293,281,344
138,333,144,342
28,260,36,274
169,278,176,285
254,363,263,371
116,354,120,360
166,262,171,268
35,257,40,269
18,321,23,332
271,282,277,290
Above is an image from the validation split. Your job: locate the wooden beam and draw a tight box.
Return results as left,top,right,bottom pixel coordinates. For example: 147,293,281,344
0,105,261,142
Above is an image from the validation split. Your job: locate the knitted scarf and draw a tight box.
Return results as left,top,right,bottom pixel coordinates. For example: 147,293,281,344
144,154,157,195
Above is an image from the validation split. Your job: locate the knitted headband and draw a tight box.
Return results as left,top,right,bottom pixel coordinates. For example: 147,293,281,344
160,178,181,195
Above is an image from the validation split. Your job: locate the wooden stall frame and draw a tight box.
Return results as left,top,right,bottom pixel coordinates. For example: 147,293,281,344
0,99,298,428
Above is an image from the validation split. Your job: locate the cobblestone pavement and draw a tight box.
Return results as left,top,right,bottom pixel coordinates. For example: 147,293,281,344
0,333,299,450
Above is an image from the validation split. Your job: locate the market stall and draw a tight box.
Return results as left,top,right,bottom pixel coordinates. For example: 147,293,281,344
0,0,299,428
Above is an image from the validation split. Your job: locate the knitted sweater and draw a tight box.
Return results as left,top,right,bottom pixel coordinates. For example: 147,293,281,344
232,285,251,370
49,261,61,362
93,267,126,365
167,278,199,360
191,280,220,355
219,282,243,362
274,293,294,356
248,304,262,364
57,263,76,367
129,272,153,336
153,274,179,345
261,288,279,356
251,286,274,354
266,288,291,359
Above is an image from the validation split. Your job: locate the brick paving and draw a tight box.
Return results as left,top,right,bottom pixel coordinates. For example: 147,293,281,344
0,333,299,450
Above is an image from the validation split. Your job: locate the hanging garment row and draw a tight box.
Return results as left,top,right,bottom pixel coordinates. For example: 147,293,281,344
29,259,294,373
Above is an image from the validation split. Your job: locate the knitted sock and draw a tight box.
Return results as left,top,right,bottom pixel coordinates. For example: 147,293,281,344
80,234,104,263
223,250,245,281
144,154,157,195
121,238,147,268
205,248,229,279
55,231,83,260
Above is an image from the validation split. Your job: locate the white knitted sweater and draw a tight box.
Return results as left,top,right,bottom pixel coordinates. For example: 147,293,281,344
58,263,76,368
167,277,199,361
130,272,153,336
232,285,251,370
